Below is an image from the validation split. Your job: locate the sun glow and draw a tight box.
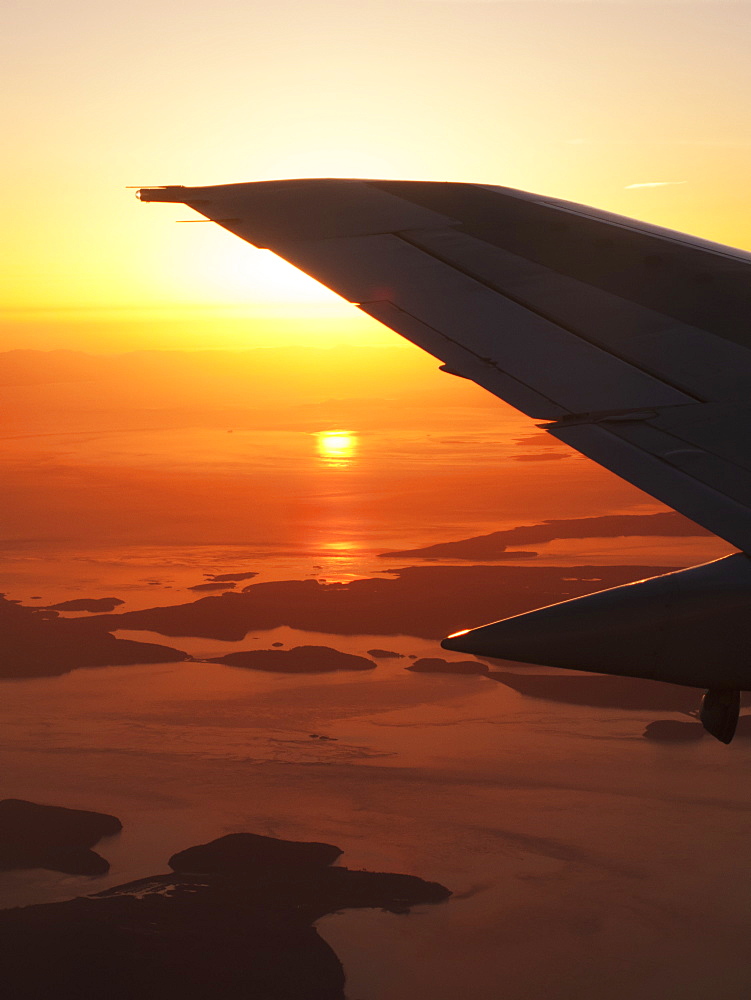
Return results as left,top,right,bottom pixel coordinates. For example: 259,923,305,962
316,431,358,467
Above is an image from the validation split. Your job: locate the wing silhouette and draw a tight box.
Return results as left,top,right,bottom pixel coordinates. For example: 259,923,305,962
139,179,751,741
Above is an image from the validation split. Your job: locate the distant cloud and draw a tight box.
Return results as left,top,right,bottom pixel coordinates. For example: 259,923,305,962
624,181,688,189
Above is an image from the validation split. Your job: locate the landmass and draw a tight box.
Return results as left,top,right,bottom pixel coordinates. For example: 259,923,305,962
644,716,751,742
379,512,712,561
44,598,124,613
1,594,188,679
209,646,376,673
0,831,450,999
168,832,342,872
488,672,712,712
73,564,676,642
367,648,404,658
0,799,121,875
205,572,258,582
407,657,489,675
189,581,237,591
643,720,705,742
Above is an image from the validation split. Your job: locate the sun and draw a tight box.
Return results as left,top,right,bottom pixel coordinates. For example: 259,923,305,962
315,431,358,466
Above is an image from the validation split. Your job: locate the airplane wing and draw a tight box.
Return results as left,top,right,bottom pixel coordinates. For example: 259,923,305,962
139,178,751,741
140,179,751,553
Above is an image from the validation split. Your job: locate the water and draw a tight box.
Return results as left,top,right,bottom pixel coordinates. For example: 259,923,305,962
2,345,747,997
3,645,751,998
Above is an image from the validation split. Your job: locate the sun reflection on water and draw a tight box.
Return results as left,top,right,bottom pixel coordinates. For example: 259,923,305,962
315,430,357,467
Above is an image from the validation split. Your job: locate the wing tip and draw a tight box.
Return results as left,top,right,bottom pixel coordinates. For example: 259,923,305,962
136,186,188,203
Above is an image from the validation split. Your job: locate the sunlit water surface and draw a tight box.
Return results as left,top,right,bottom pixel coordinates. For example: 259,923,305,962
2,641,751,1000
1,352,745,997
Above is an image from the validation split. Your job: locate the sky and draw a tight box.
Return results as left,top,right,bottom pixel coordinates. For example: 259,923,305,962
2,0,750,351
4,8,751,985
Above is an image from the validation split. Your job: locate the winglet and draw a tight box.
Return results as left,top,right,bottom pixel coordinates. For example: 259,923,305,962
136,186,188,203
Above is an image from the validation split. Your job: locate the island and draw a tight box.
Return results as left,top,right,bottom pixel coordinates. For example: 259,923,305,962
72,564,677,642
379,512,711,561
205,571,258,582
1,595,188,679
209,645,377,673
44,598,125,613
0,830,450,999
488,671,715,712
643,720,705,742
0,799,122,875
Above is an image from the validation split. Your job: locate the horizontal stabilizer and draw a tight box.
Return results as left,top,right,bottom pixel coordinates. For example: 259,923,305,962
442,554,751,691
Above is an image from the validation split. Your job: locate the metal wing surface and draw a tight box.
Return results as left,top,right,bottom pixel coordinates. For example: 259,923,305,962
139,179,751,552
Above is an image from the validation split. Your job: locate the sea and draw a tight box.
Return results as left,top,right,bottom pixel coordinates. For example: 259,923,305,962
1,345,748,999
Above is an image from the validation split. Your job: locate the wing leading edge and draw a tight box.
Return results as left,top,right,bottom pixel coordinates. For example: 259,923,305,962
139,179,751,739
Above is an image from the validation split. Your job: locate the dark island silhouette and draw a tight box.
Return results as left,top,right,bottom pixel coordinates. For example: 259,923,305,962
643,720,706,742
489,671,751,713
379,512,712,561
45,597,125,613
205,571,258,583
367,648,404,658
0,830,450,999
209,645,376,673
189,581,238,591
0,799,121,875
169,832,342,872
407,657,489,675
73,564,675,642
644,715,751,742
2,595,188,679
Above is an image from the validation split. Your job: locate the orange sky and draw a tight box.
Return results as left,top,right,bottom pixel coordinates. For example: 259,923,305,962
2,0,750,352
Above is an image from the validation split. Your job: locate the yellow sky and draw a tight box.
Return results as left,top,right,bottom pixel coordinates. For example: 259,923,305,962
2,0,750,351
